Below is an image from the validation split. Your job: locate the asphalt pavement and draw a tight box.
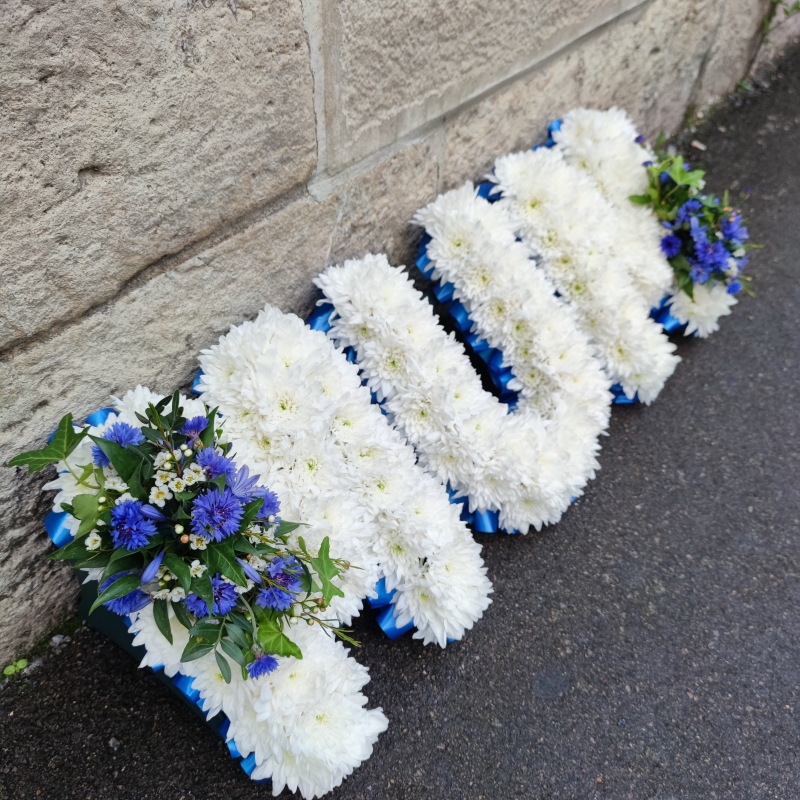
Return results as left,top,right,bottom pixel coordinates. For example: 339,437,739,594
2,42,799,800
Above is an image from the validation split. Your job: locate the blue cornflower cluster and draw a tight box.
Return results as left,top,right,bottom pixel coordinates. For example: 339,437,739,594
660,200,749,295
256,556,303,612
17,391,351,689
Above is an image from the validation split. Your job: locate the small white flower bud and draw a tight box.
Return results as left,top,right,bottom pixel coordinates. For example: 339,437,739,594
267,515,275,523
174,524,185,534
97,496,106,504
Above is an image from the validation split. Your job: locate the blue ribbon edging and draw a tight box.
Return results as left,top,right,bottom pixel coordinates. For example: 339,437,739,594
44,408,269,785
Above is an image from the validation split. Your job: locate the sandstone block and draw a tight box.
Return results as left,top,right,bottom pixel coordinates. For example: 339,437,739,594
0,0,316,351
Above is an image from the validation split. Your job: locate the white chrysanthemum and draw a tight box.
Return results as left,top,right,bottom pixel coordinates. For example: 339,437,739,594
494,146,679,403
128,603,190,678
316,253,603,531
553,107,673,308
413,184,611,520
199,305,492,647
668,282,737,338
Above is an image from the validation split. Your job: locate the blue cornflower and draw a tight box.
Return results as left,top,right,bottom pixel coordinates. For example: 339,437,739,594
247,653,279,679
642,160,654,167
183,574,239,618
110,500,157,550
659,171,670,185
196,448,236,484
191,487,243,542
660,234,682,258
256,586,294,611
721,213,748,244
690,218,729,271
689,261,711,284
179,416,208,446
253,486,281,524
99,572,150,616
635,134,646,144
266,555,302,589
92,422,145,467
676,199,703,225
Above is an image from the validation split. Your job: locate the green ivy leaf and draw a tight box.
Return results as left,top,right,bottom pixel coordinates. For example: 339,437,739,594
88,436,143,484
152,599,173,644
8,414,89,473
309,536,345,604
256,616,302,660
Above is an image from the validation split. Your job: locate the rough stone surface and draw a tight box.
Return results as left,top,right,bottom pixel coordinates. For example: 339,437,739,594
0,0,316,351
440,0,770,189
318,0,645,171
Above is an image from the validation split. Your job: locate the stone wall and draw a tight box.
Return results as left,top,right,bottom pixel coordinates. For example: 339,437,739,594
0,0,773,661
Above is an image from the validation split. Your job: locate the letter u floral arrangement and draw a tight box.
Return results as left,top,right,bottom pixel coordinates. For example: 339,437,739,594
10,108,755,798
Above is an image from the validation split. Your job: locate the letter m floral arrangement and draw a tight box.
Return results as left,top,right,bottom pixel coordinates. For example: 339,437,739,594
10,388,387,798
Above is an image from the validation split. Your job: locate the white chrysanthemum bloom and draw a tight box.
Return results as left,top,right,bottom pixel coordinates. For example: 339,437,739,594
316,253,601,530
243,623,388,799
128,602,190,678
414,183,611,512
494,147,679,403
199,306,492,647
668,282,737,338
553,107,673,308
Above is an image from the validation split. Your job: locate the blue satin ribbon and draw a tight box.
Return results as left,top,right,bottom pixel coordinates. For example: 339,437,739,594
650,294,693,336
376,605,415,639
44,511,75,548
192,370,204,395
367,577,396,609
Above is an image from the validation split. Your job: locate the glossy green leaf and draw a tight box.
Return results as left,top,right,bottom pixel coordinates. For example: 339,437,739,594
89,574,142,615
163,553,192,593
215,649,232,684
152,599,173,644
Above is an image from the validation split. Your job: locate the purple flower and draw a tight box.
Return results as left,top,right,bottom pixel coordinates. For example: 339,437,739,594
110,500,157,550
237,557,263,584
141,551,164,584
183,574,239,618
727,279,742,294
99,572,150,616
92,422,145,467
247,653,279,678
191,488,243,542
140,504,168,522
676,199,703,226
180,416,209,446
660,234,682,258
229,465,261,502
196,448,236,484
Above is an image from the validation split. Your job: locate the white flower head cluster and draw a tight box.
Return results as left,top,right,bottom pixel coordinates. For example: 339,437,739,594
412,184,612,516
667,282,737,338
129,604,388,799
552,107,674,308
554,107,734,337
198,307,491,647
316,254,590,531
494,146,680,403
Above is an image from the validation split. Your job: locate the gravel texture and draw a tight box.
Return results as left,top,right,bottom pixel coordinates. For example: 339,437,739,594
2,42,800,800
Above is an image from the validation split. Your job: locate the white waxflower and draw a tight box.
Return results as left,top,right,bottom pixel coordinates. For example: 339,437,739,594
168,476,187,492
181,471,200,487
153,451,172,468
104,476,128,493
168,587,186,602
115,492,134,505
189,534,209,551
189,560,207,578
85,532,102,551
151,588,170,600
149,485,173,507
